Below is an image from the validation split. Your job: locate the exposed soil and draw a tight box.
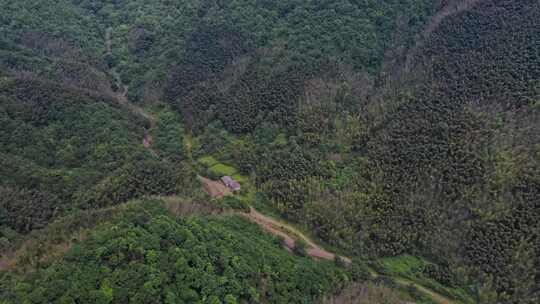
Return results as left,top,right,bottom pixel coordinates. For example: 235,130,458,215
198,177,455,304
242,207,352,264
198,176,349,263
105,27,157,153
244,208,456,304
143,132,153,149
199,176,232,199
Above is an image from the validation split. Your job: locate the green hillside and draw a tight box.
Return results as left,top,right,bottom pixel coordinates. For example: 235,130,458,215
1,0,538,303
1,199,349,304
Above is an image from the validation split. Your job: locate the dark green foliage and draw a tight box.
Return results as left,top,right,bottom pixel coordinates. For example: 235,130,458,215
215,64,306,133
159,0,435,133
1,0,538,302
230,140,258,175
153,111,186,162
257,141,329,188
0,205,349,304
365,1,540,300
220,196,250,213
354,1,539,301
256,142,331,218
465,195,540,298
0,186,63,234
0,0,104,59
419,0,540,109
350,259,371,282
334,256,346,268
175,84,222,134
422,264,457,287
223,1,539,301
0,76,152,213
293,240,307,257
77,160,195,209
372,276,397,290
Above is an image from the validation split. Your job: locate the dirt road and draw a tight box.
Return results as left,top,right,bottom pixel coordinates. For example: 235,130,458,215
198,176,344,261
242,207,351,263
243,207,457,304
198,176,232,199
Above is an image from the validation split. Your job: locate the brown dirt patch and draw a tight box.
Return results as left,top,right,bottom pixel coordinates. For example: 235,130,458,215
242,207,351,264
143,133,153,148
198,176,231,199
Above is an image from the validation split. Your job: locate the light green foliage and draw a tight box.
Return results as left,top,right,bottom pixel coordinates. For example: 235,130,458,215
375,255,475,304
153,110,186,162
208,164,238,179
197,156,219,167
0,202,349,304
231,174,248,184
378,255,426,275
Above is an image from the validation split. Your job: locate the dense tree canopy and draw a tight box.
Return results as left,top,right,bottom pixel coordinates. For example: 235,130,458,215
0,0,538,303
1,201,349,304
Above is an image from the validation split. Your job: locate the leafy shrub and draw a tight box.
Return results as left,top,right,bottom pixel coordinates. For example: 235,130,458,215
0,186,63,233
153,111,186,162
220,196,249,213
197,156,219,167
350,259,372,282
77,159,195,209
372,276,397,290
1,210,349,304
293,239,308,257
334,256,347,268
422,264,457,287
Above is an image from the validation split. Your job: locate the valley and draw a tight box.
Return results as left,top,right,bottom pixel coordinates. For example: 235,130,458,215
1,0,538,303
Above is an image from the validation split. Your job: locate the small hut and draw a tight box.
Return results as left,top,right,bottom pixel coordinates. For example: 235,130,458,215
221,176,241,192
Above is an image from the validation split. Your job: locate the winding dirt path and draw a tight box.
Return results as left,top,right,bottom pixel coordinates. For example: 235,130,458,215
405,0,484,70
242,207,351,263
198,176,346,262
394,278,453,304
242,208,457,304
105,27,156,153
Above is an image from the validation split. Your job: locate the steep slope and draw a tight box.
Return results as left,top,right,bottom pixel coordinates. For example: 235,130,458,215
292,0,539,302
0,199,350,304
0,1,196,250
0,0,538,303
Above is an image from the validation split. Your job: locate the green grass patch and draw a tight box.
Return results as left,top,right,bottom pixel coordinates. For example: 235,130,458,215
419,278,475,304
208,163,238,177
375,255,475,304
197,155,240,180
378,254,426,275
198,155,219,167
232,174,248,183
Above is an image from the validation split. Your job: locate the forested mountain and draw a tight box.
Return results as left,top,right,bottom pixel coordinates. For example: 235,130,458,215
1,0,538,303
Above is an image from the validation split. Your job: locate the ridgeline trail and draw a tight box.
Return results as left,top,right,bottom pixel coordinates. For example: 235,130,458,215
243,207,456,304
105,27,156,153
199,177,458,304
242,207,352,263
